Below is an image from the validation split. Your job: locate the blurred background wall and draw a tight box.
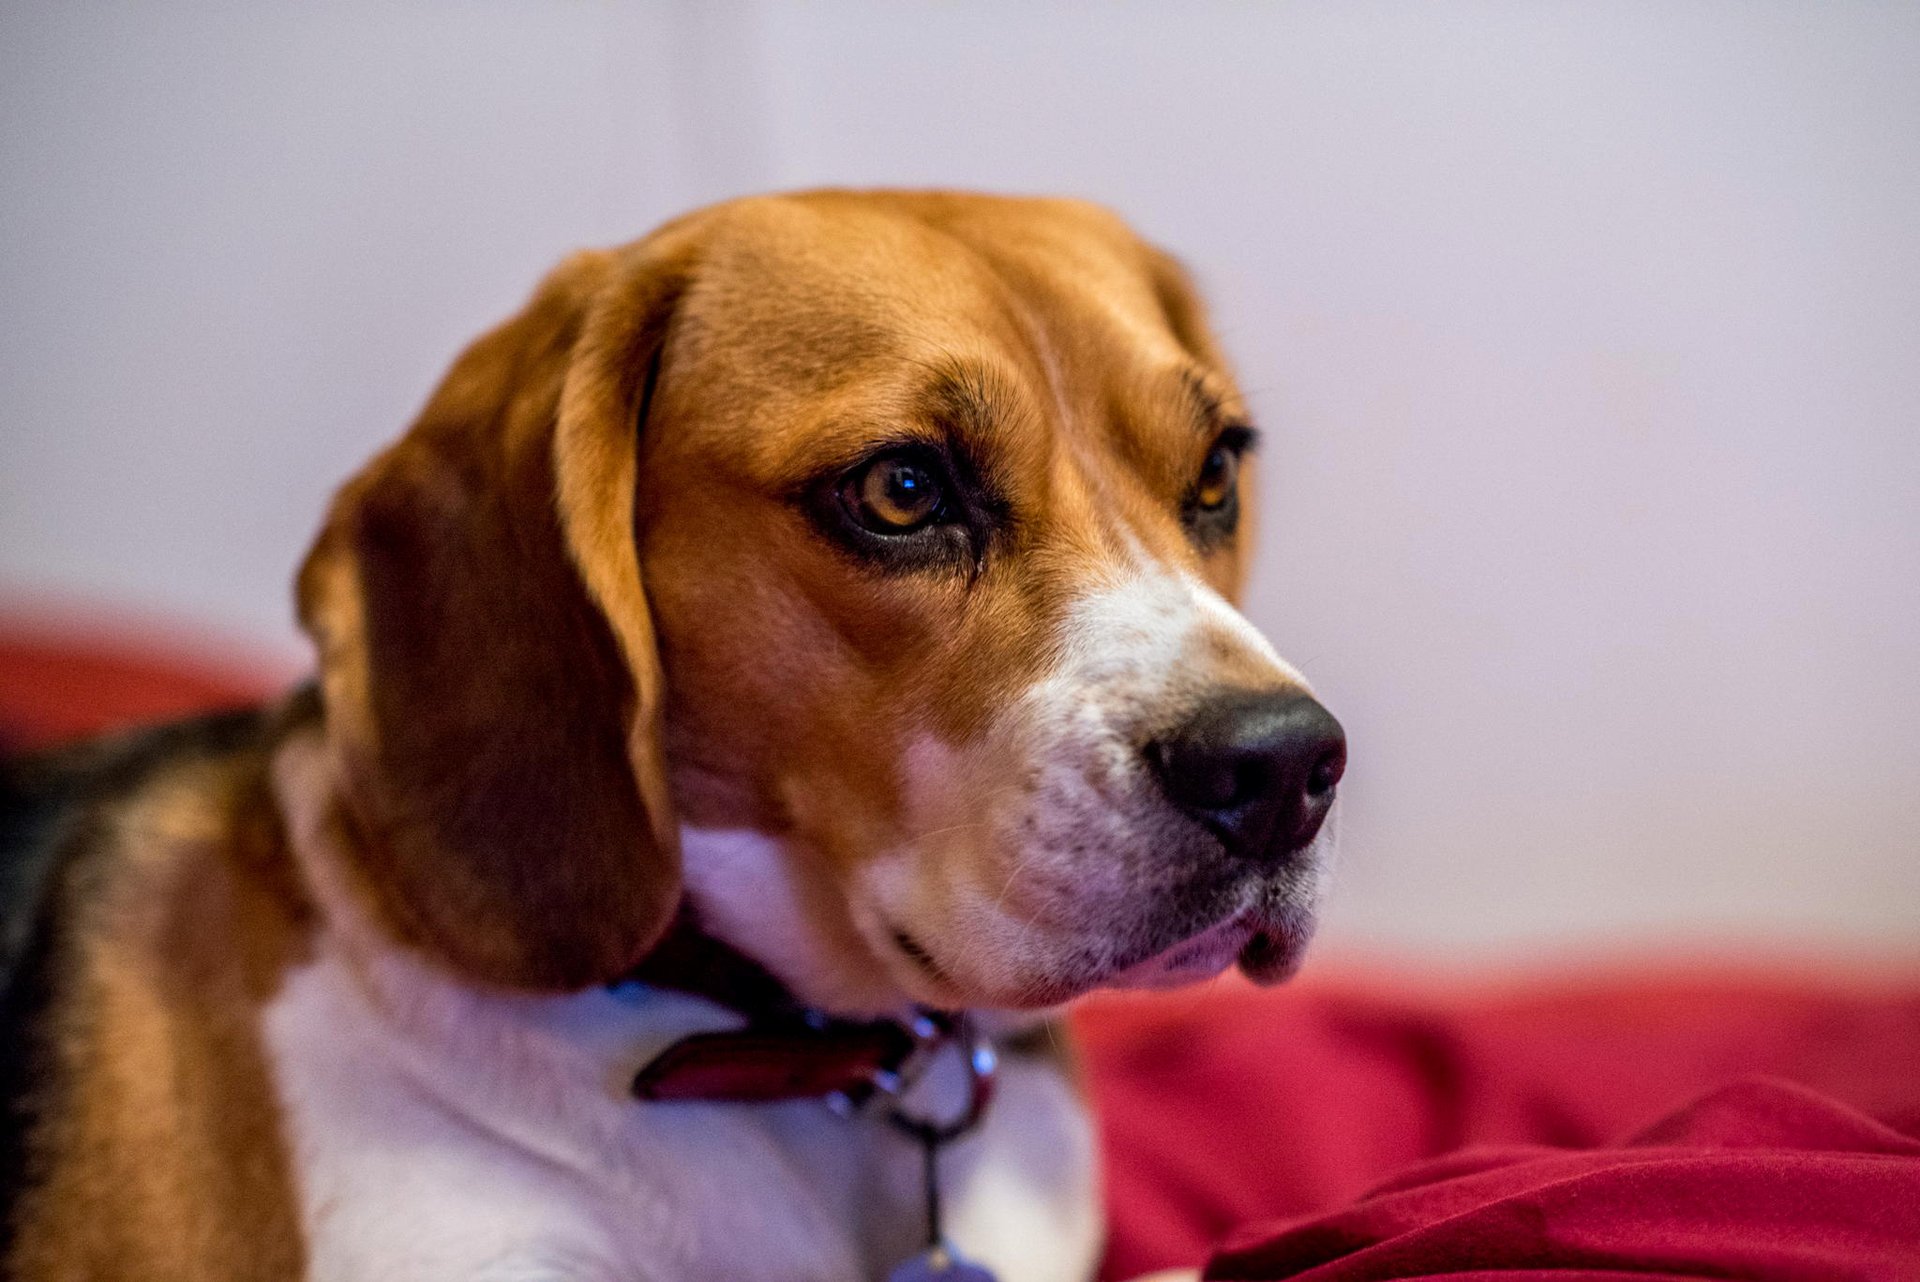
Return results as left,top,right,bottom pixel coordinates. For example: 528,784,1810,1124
4,2,1916,962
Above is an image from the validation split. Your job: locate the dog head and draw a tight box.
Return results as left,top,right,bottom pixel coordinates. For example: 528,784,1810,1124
299,191,1344,1010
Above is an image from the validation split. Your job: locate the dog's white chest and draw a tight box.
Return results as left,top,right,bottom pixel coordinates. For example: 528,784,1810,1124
260,947,1099,1282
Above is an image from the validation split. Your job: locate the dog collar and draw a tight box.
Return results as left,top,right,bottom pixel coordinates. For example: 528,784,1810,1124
621,911,1004,1279
622,911,997,1114
630,1005,975,1107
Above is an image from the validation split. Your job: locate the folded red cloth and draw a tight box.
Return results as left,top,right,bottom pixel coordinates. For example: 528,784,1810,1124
1203,1077,1920,1280
1076,973,1920,1278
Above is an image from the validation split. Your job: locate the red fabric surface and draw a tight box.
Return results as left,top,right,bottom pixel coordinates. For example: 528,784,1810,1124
1203,1077,1920,1281
1075,973,1920,1278
0,622,273,751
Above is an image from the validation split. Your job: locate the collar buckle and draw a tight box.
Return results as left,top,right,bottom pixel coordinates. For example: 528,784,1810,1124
883,1011,998,1146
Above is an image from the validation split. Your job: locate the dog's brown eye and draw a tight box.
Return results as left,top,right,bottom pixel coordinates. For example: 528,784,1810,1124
848,453,945,532
1194,445,1239,511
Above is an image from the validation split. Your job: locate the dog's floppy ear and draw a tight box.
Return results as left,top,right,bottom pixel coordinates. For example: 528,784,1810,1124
299,242,692,990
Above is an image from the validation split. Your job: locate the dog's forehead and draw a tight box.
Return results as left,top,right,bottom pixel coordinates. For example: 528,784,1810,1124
686,191,1170,334
653,193,1237,496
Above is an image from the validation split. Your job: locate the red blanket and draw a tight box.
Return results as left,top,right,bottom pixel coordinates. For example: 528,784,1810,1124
1204,1077,1920,1280
1076,972,1920,1279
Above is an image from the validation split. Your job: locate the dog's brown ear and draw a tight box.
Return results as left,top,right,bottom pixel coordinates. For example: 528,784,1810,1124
299,243,691,990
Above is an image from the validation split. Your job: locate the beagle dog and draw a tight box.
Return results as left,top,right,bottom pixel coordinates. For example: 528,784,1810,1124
0,190,1344,1282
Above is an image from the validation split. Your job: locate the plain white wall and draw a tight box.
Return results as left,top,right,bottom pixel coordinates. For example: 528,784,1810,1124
4,2,1917,960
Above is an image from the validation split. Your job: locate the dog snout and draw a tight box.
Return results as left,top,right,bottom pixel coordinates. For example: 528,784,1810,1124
1146,691,1346,862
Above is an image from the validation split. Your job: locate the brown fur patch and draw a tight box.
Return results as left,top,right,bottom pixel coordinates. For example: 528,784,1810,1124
5,700,313,1281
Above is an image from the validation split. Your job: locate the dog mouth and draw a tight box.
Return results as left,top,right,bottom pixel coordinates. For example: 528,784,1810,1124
890,925,954,988
877,857,1321,1008
1105,909,1261,989
1104,903,1312,990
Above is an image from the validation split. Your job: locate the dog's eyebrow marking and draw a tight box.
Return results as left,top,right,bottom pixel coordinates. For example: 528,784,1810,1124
783,358,1027,483
1181,368,1223,423
919,358,1032,513
1167,364,1259,445
923,359,1028,450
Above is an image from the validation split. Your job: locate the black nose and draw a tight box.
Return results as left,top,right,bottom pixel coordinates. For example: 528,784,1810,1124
1147,691,1346,862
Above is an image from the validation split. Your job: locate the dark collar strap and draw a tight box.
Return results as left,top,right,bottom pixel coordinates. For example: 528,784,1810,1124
622,908,800,1019
631,1018,921,1104
622,907,958,1107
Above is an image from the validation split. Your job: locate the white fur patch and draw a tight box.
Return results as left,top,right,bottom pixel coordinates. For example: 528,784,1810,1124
1187,575,1309,690
263,934,1100,1281
679,825,845,1005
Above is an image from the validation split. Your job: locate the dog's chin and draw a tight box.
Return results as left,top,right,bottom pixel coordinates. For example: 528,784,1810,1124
1235,916,1314,985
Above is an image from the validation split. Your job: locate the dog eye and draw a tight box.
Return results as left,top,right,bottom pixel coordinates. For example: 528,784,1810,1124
1194,444,1239,511
1184,425,1256,550
844,452,947,533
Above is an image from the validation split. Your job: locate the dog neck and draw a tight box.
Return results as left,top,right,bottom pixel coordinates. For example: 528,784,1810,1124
624,908,802,1017
676,823,935,1018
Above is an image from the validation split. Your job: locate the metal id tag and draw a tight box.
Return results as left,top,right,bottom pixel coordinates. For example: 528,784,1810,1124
886,1242,998,1282
884,1014,1000,1282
